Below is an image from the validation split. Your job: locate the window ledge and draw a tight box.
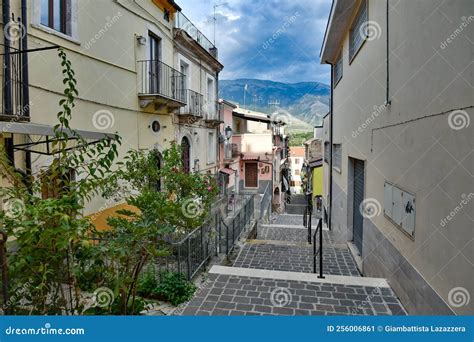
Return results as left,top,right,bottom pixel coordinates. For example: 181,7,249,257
31,23,81,45
333,166,342,173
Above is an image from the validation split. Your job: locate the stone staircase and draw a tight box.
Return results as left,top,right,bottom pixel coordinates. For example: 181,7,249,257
179,213,407,316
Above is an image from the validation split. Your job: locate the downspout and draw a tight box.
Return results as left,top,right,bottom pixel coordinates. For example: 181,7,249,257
21,0,32,176
385,0,391,106
328,62,334,231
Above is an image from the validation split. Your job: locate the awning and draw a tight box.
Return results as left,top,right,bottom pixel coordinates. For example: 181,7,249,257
242,155,260,161
0,121,117,156
219,168,235,176
308,158,323,168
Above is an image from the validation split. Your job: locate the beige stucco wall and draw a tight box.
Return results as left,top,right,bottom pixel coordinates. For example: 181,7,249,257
323,0,473,314
1,0,181,218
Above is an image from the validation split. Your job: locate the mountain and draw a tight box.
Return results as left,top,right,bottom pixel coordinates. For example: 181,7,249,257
219,79,330,131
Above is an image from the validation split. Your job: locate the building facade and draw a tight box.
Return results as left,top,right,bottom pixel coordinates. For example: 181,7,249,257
321,0,472,314
0,0,222,227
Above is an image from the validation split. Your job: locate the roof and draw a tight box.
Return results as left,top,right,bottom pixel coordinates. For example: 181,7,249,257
320,0,361,64
233,108,272,124
220,167,235,175
290,146,305,157
219,99,238,109
0,122,116,140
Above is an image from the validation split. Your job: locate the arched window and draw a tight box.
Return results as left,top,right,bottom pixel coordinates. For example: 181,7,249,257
181,137,191,173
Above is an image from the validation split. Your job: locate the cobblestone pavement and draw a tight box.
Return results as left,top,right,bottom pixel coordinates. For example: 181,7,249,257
259,225,335,244
178,214,407,316
179,274,407,316
233,243,360,277
270,214,307,226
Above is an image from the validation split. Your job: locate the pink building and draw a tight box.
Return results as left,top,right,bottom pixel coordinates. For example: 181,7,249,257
218,102,290,212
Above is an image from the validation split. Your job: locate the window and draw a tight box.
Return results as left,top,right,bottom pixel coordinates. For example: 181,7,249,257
334,52,343,86
207,132,216,164
333,144,342,171
41,0,70,35
206,77,215,119
181,137,191,173
349,0,368,61
324,142,330,163
295,158,300,165
295,170,300,176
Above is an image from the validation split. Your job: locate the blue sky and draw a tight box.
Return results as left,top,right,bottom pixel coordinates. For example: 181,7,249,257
177,0,332,85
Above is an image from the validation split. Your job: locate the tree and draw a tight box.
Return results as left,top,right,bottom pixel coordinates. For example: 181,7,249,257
0,49,121,315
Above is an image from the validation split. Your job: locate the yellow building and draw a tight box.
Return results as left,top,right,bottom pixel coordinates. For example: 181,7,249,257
0,0,221,228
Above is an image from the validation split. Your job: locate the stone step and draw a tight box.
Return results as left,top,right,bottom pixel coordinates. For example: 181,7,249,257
210,266,386,287
285,204,306,215
233,243,361,277
177,267,407,316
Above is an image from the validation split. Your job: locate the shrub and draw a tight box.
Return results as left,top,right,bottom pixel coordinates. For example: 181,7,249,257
154,271,196,306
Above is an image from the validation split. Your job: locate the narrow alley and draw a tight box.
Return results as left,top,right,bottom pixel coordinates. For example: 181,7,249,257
179,200,407,316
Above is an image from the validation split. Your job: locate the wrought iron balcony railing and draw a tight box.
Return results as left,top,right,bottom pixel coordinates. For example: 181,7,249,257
137,59,186,105
179,89,203,117
175,12,218,59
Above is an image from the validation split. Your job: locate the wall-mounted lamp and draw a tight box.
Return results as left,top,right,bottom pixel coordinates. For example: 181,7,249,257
224,125,233,140
136,35,147,46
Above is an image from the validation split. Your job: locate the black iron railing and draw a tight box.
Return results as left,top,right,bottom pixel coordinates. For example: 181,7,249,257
180,89,203,117
313,218,324,279
1,45,29,119
137,59,186,103
175,12,218,59
157,195,254,279
219,195,254,256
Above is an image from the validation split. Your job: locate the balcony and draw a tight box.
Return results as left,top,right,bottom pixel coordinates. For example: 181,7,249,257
178,90,203,123
204,101,223,127
1,46,30,122
137,59,186,108
175,12,218,59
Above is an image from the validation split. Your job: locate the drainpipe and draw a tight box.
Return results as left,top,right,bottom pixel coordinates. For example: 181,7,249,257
327,62,334,231
21,0,31,176
3,0,12,115
385,0,391,106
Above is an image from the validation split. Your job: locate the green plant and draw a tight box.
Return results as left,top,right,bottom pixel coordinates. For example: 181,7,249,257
0,49,121,315
94,143,217,314
154,271,196,306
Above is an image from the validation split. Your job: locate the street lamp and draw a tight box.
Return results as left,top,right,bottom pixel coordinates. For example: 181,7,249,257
224,125,233,140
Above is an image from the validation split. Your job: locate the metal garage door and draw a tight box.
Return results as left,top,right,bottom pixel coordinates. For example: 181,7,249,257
353,159,365,254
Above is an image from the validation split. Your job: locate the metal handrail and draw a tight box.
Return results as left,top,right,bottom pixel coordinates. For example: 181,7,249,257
313,218,324,279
